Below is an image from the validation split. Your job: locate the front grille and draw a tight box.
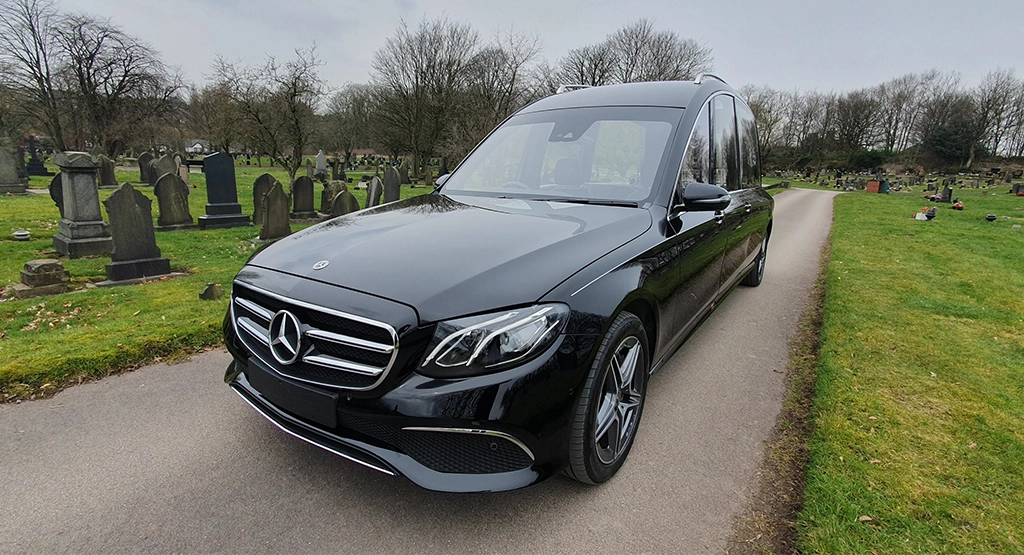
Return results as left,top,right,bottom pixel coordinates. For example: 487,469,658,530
232,282,399,390
338,412,534,474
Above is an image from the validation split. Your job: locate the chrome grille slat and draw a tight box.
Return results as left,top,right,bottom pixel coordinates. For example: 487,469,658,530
305,329,394,354
231,282,400,391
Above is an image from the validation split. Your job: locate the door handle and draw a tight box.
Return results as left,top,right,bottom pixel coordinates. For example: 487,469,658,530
744,203,752,213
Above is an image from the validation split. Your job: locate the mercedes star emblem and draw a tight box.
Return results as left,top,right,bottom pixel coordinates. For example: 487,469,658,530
268,310,302,365
312,260,330,270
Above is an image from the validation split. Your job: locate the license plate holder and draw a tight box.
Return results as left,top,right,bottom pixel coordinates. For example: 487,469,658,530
246,359,338,428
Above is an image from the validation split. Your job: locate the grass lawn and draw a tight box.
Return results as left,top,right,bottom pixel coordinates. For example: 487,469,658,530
0,159,432,400
798,186,1024,553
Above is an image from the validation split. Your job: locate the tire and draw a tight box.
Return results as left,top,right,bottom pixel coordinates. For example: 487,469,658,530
566,311,649,484
741,234,769,287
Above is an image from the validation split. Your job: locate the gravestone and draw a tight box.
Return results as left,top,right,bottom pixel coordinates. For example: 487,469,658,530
259,182,291,241
366,176,383,207
320,180,342,213
1013,183,1024,196
329,189,361,217
11,259,69,299
25,135,52,176
290,176,317,219
177,162,190,185
940,185,952,203
154,173,195,230
439,158,449,178
330,159,341,180
337,168,347,185
48,174,64,217
152,154,177,182
103,182,171,281
52,152,112,257
0,138,27,194
973,179,980,189
398,162,410,185
1005,173,1013,184
383,167,401,203
252,173,276,224
305,158,314,178
97,154,117,188
314,150,327,180
137,152,154,183
198,152,249,229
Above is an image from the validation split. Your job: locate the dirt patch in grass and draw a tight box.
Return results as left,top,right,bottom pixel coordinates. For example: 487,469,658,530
727,240,830,555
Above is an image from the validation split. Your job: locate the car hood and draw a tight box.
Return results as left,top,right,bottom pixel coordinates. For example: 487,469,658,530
247,193,652,323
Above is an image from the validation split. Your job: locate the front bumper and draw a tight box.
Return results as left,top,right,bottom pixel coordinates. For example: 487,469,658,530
226,331,597,493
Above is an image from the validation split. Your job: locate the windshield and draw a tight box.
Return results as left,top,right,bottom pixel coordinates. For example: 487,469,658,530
441,106,682,205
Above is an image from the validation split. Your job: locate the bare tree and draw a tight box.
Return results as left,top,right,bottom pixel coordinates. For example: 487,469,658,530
739,84,786,160
214,46,326,182
370,17,479,178
556,43,617,86
974,69,1018,156
321,82,371,165
0,0,64,148
873,73,923,152
833,89,878,152
608,19,712,83
187,82,242,154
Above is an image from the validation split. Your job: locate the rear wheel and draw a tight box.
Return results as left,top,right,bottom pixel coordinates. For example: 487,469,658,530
566,311,649,484
741,234,769,287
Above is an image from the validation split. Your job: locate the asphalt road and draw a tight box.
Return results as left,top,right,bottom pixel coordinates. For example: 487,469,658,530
0,188,840,554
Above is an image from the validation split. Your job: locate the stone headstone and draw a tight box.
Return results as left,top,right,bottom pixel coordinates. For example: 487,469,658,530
198,152,249,229
259,182,291,241
337,168,347,185
290,176,316,218
154,173,195,230
320,180,343,213
383,166,401,203
97,154,117,188
940,185,952,203
52,152,112,257
0,139,27,194
330,159,341,180
439,158,449,177
177,162,190,186
252,173,276,225
366,176,383,208
11,259,69,299
314,150,327,179
25,135,52,176
102,182,170,281
48,173,64,217
199,283,224,300
398,162,410,185
137,152,154,183
1005,173,1013,184
329,189,361,217
305,158,314,178
152,154,177,182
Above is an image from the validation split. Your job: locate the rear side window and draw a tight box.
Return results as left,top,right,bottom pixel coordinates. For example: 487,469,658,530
736,101,761,188
711,95,740,191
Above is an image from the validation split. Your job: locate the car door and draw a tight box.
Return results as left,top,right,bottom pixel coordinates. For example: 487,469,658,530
666,101,729,342
709,94,750,291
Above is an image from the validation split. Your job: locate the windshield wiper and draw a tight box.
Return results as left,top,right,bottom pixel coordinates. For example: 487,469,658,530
537,197,639,208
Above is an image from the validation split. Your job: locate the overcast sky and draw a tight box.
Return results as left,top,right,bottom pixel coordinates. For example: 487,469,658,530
64,0,1024,93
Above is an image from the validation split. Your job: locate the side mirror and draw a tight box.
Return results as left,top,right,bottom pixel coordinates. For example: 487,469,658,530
681,182,731,212
434,173,450,189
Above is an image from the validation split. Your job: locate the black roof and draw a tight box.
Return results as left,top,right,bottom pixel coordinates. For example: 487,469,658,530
518,80,731,114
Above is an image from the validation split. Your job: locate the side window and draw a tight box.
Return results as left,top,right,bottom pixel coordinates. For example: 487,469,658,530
711,95,740,191
736,101,761,188
678,103,710,187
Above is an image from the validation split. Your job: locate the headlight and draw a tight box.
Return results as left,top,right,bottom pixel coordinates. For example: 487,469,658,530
419,304,570,378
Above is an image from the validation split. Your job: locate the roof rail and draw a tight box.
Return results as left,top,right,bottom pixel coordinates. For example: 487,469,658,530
694,73,728,86
555,84,592,94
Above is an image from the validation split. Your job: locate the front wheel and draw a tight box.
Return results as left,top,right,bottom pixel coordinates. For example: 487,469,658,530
566,311,649,484
741,234,769,287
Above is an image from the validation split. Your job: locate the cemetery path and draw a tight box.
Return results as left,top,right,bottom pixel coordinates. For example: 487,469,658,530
0,188,840,555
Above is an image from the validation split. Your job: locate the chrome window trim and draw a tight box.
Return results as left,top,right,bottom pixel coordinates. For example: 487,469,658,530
401,426,536,461
231,281,400,392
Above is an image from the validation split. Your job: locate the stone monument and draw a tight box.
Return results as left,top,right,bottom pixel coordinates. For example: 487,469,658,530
52,152,112,257
97,154,117,188
11,259,69,299
366,176,383,208
137,152,154,183
329,188,361,217
198,152,249,229
383,167,401,203
25,135,52,176
154,173,195,230
252,173,276,225
102,183,171,282
259,182,291,241
48,174,64,217
0,138,27,194
290,175,317,219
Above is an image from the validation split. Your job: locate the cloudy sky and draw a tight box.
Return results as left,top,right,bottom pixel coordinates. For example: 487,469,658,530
65,0,1024,93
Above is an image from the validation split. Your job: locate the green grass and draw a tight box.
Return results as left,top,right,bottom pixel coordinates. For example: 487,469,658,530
798,188,1024,553
1,160,431,400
